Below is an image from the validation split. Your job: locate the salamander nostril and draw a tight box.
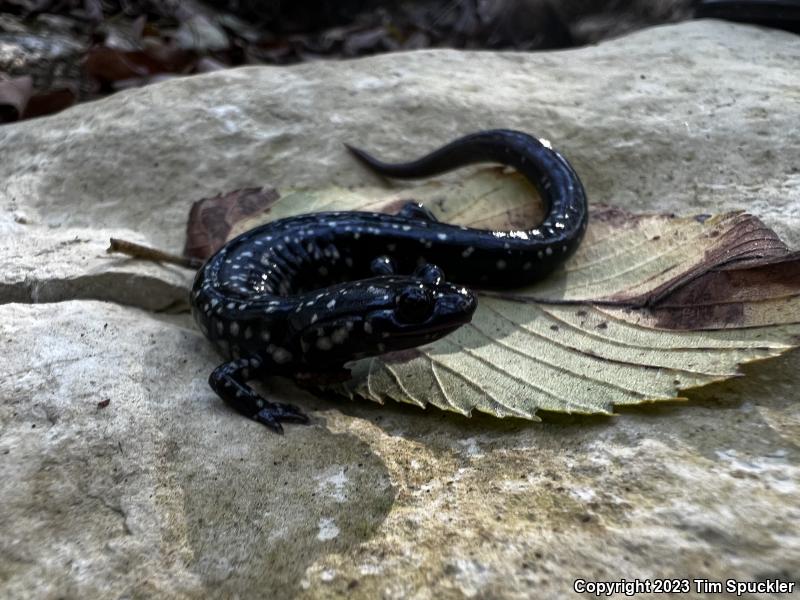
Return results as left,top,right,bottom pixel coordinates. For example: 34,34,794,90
463,293,477,316
450,288,477,318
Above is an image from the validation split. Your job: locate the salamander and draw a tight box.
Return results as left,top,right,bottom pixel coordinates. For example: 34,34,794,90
191,129,588,433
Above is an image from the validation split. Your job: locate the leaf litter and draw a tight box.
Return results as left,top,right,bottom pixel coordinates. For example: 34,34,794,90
184,168,800,419
0,1,692,123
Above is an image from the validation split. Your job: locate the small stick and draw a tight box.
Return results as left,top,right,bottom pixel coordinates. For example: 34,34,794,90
107,238,203,270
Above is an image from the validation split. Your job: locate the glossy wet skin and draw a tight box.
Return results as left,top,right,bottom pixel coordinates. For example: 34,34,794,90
191,129,588,433
194,273,475,370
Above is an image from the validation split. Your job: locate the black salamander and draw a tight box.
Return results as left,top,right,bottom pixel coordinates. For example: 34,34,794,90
191,129,588,432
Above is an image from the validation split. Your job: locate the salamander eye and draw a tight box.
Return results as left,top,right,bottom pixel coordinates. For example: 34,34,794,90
396,286,434,323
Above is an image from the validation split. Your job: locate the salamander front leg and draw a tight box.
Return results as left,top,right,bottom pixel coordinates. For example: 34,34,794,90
208,357,309,434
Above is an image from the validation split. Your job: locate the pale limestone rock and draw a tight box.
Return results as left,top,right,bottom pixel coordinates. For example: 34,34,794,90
0,20,798,599
0,229,191,310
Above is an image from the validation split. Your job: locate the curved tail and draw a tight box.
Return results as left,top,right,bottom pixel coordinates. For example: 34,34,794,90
345,129,588,240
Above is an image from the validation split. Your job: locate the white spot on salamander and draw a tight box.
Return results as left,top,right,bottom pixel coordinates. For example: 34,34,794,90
437,233,447,241
462,247,474,258
326,299,337,309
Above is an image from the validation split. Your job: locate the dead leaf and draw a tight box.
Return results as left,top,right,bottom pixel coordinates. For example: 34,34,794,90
184,187,281,261
0,75,33,123
173,14,230,52
194,56,229,73
22,86,76,119
187,168,800,418
84,43,194,84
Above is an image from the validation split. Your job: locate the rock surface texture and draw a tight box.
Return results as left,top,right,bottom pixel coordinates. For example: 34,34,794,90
1,20,799,599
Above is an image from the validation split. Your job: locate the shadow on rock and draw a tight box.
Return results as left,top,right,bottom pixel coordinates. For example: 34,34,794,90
169,413,394,598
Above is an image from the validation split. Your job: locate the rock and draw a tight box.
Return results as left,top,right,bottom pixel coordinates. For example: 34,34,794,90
0,229,191,310
0,20,798,599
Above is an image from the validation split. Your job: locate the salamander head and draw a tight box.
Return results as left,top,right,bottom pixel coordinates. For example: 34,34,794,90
368,279,477,343
293,276,477,364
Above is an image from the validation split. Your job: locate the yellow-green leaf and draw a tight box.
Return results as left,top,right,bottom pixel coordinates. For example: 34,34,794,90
213,169,800,418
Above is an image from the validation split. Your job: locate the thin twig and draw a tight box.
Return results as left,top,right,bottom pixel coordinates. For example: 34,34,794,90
107,238,203,270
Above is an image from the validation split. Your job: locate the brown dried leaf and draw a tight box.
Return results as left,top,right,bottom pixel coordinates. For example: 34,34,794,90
0,75,33,123
84,44,194,83
22,86,76,119
184,187,281,260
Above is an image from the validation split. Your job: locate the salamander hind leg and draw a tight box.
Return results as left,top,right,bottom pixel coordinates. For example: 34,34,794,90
208,357,309,434
398,201,438,222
